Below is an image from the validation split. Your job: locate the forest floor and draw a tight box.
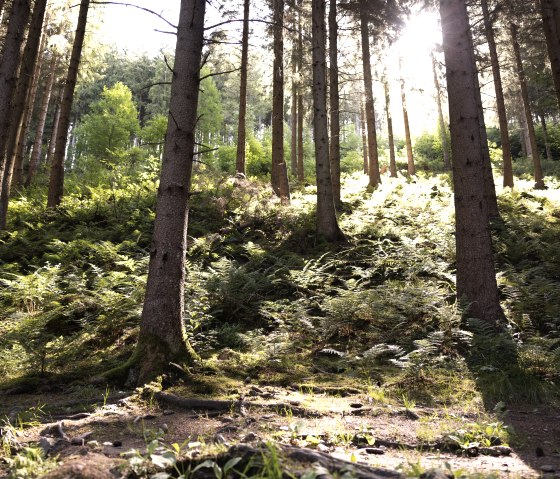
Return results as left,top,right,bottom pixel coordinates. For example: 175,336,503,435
1,170,560,478
0,384,559,478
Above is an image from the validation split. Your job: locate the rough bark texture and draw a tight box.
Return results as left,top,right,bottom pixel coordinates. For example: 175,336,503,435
27,54,57,186
399,60,415,176
135,0,206,385
297,1,305,183
235,0,249,175
439,0,504,325
431,52,451,171
360,103,368,175
47,0,89,208
0,0,31,193
0,0,47,230
312,0,344,242
383,79,397,178
271,0,290,203
510,22,545,189
359,2,381,187
540,113,553,161
46,91,62,166
540,0,560,111
328,0,341,208
481,0,513,188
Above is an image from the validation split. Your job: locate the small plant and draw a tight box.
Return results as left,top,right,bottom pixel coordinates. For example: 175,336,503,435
6,446,58,479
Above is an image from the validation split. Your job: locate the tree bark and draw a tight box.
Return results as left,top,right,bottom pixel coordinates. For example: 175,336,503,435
312,0,344,242
27,54,57,186
359,103,368,175
399,59,415,175
510,22,545,189
236,0,250,175
0,0,47,230
133,0,206,385
540,0,560,111
439,0,504,325
431,52,451,170
383,78,397,178
47,0,90,208
480,0,513,188
297,1,305,182
359,1,381,187
328,0,341,208
0,0,31,193
271,0,290,203
46,89,62,167
539,113,553,161
291,45,298,177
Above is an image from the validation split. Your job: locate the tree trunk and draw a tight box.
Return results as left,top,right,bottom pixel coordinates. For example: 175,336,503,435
47,0,90,208
312,0,344,242
540,113,553,161
480,0,513,188
360,103,368,175
439,0,504,325
133,0,206,385
0,0,47,230
540,0,560,111
27,54,57,186
399,59,415,175
383,78,397,178
235,0,249,175
297,1,305,182
46,89,62,166
271,0,290,203
0,0,31,192
328,0,341,208
359,1,381,187
291,49,298,177
510,22,545,189
431,52,451,170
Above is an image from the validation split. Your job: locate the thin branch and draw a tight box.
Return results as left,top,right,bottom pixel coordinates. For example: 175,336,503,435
164,55,175,75
88,1,177,29
138,81,171,92
199,68,240,81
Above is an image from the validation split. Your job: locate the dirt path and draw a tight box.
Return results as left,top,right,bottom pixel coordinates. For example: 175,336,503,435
1,386,559,478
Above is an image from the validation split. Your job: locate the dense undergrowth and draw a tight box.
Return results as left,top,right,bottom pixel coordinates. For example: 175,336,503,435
0,163,559,408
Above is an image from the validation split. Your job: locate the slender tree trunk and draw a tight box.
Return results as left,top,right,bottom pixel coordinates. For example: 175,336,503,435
271,0,290,203
46,90,62,167
0,0,46,229
0,0,31,191
540,0,560,111
328,0,341,208
480,0,513,188
517,108,528,157
27,55,57,186
510,22,545,189
133,0,206,385
47,0,90,207
383,78,397,178
360,103,368,175
296,0,305,182
359,2,381,187
540,113,553,161
291,49,298,177
399,59,415,175
439,0,504,324
431,52,451,170
236,0,249,175
312,0,344,241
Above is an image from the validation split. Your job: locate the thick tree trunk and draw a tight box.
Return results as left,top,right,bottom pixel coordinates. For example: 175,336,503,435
510,22,545,189
360,103,368,175
27,55,57,186
539,113,553,161
439,0,504,325
359,2,381,187
431,52,451,170
0,0,47,230
236,0,249,175
0,0,31,192
47,0,89,208
481,0,513,188
540,0,560,111
271,0,290,203
328,0,341,208
312,0,344,242
383,78,397,178
133,0,206,385
399,60,415,175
